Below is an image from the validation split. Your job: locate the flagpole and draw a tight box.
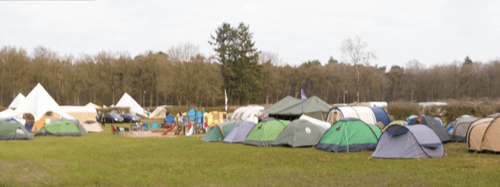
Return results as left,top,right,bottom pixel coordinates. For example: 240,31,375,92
224,89,228,112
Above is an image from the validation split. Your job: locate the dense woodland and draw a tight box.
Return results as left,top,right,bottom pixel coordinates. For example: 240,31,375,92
1,45,499,108
1,22,499,107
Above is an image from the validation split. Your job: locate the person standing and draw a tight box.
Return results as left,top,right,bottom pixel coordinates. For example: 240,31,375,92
101,113,106,127
175,112,183,135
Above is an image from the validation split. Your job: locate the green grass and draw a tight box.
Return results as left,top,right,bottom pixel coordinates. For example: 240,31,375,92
1,126,500,186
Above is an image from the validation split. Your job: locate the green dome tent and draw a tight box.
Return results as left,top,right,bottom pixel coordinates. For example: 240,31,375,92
201,119,241,142
0,120,34,140
316,118,381,152
50,118,88,134
35,120,82,136
244,118,290,147
272,119,327,148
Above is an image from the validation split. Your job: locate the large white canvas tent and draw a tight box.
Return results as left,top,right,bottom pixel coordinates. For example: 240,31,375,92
149,105,168,119
0,108,27,127
0,108,15,119
61,106,98,122
115,92,146,117
240,106,264,124
61,106,102,133
326,106,377,125
13,84,75,121
231,105,264,123
232,106,249,120
85,102,102,110
8,93,26,109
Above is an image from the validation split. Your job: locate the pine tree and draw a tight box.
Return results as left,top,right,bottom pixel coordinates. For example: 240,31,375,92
209,22,262,104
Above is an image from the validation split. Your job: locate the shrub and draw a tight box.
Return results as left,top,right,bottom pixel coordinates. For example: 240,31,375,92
387,102,421,120
441,102,496,123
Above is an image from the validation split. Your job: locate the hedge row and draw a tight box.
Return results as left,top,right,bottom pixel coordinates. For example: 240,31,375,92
386,102,500,125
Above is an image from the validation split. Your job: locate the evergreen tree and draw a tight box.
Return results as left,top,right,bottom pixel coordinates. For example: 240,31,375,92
301,59,321,67
209,22,262,104
327,56,338,64
464,56,473,65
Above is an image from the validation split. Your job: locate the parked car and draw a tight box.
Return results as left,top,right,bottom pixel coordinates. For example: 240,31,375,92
121,113,141,123
103,112,124,123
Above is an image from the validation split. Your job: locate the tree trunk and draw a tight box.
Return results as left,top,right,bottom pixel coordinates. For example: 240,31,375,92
356,66,360,103
150,92,153,107
266,93,269,105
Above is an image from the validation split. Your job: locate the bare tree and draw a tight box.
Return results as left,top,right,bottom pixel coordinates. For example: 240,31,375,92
340,35,377,103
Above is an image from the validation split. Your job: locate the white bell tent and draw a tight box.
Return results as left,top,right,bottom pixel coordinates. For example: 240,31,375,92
115,92,146,116
13,84,75,121
8,93,26,109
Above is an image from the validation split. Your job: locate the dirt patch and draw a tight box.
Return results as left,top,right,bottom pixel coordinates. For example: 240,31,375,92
125,131,173,138
124,130,204,138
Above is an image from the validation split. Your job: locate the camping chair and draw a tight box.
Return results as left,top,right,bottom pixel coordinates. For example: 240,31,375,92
131,124,138,131
116,126,124,135
111,125,118,135
152,123,158,130
142,123,149,130
140,123,149,132
124,125,130,135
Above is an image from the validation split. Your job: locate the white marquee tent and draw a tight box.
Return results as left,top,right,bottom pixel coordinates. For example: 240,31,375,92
149,105,169,119
0,108,15,119
115,92,146,116
8,93,26,109
13,84,75,121
240,105,264,124
85,102,102,109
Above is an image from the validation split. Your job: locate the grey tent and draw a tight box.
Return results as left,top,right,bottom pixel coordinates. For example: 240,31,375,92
487,113,500,118
272,119,327,148
222,121,256,143
270,96,331,121
372,124,446,158
264,96,301,114
50,118,88,134
408,115,451,142
445,115,479,142
0,120,34,140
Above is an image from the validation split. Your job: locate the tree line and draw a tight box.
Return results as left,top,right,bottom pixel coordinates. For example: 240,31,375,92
1,23,499,108
1,44,498,108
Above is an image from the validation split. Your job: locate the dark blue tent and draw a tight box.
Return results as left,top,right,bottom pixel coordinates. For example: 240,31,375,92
371,107,392,126
24,121,32,131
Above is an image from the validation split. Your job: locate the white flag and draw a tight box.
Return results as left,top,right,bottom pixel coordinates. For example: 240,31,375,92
224,89,228,112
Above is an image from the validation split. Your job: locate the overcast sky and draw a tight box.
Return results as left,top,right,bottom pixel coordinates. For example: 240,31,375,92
1,0,499,68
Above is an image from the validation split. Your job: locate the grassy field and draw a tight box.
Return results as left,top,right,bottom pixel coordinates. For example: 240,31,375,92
1,125,500,186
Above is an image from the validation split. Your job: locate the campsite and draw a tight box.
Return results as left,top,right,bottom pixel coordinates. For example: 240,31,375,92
3,1,500,186
1,84,500,186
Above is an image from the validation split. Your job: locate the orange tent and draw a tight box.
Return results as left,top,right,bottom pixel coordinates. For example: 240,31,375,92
33,116,57,132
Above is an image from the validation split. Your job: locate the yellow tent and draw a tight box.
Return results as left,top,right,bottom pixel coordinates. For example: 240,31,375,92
206,111,227,127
